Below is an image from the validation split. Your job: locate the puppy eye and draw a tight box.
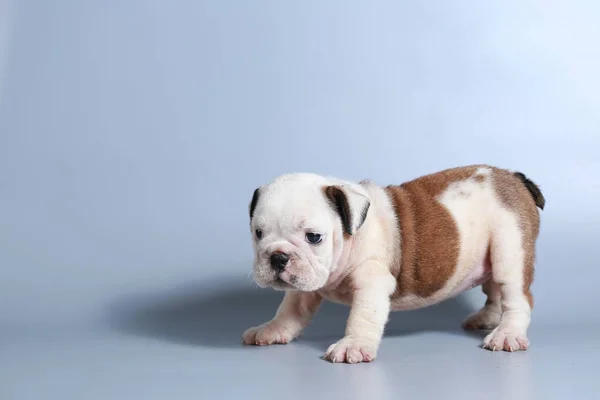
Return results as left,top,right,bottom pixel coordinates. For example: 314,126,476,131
306,232,323,244
255,229,263,239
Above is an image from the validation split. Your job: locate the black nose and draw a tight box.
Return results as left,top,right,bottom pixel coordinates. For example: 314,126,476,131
270,252,289,272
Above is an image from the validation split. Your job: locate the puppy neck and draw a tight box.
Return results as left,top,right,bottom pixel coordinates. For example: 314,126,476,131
323,235,357,290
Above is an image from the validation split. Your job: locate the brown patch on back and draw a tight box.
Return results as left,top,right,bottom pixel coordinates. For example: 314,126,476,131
473,174,486,183
384,165,486,298
492,169,542,308
402,165,484,196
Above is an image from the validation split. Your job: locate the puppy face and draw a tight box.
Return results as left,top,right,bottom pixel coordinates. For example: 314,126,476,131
248,173,370,292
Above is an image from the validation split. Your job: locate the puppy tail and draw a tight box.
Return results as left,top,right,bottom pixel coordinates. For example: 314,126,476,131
514,172,545,210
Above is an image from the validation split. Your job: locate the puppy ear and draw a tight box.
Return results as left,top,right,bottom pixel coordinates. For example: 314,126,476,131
249,187,260,219
323,184,370,235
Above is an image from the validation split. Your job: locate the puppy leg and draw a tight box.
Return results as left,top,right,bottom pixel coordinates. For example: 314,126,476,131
462,280,502,330
242,291,322,346
323,264,396,363
482,224,533,352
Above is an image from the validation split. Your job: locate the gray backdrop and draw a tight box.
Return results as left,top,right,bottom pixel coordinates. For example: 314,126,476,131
1,1,599,399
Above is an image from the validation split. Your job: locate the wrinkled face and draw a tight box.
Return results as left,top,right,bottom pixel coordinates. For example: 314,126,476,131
248,173,371,292
249,175,342,292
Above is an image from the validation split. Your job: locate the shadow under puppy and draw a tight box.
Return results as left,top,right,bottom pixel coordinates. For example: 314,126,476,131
242,165,545,363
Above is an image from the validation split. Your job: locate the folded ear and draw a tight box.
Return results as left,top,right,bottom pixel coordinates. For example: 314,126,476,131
249,187,260,219
323,184,371,235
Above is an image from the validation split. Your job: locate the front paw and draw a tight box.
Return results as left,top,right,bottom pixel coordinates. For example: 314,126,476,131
242,322,297,346
323,336,379,364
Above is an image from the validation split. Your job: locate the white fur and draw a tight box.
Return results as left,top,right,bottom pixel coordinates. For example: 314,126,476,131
243,169,535,361
476,166,492,176
242,291,322,345
323,262,396,363
483,204,531,351
250,173,340,292
462,280,502,330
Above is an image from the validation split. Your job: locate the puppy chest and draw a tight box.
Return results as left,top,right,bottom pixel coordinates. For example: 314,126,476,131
318,283,355,306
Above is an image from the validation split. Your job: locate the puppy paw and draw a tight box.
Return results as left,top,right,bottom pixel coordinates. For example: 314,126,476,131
482,326,529,352
323,336,378,364
462,309,501,331
242,322,297,346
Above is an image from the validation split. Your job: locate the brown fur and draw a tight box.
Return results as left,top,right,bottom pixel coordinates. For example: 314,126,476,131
384,165,483,298
491,168,542,308
328,165,542,308
383,165,542,306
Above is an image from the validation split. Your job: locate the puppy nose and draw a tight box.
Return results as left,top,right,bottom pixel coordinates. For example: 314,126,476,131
270,252,289,272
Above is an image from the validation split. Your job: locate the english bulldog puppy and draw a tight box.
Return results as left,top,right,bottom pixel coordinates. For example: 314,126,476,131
242,165,545,363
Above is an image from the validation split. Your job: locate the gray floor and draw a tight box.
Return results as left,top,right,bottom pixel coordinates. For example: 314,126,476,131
2,280,599,400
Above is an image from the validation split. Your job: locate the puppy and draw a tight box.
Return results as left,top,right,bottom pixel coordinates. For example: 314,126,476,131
242,165,545,363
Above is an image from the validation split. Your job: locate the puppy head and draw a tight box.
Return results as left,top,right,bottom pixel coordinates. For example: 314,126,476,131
248,173,370,292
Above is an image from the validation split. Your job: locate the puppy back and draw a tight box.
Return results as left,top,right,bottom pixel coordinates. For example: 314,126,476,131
384,165,484,297
383,165,544,300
